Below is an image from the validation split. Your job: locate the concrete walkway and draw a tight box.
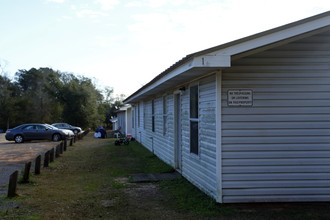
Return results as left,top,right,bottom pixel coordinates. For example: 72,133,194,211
131,172,181,183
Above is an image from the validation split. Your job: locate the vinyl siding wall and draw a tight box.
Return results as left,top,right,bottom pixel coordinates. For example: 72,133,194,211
181,75,218,199
131,74,218,199
221,30,330,203
117,112,126,135
133,96,175,167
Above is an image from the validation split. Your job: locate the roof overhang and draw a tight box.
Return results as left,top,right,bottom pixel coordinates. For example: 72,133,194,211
124,11,330,104
125,55,230,103
115,104,131,113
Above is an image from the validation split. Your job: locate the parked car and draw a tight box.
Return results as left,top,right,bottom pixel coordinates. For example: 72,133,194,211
51,123,82,134
44,124,74,138
5,123,71,143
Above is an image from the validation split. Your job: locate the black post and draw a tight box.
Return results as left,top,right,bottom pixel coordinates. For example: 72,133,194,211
60,142,63,154
55,145,60,158
35,155,41,175
7,171,18,198
50,148,54,162
64,139,67,151
22,161,31,183
70,138,73,146
44,151,50,167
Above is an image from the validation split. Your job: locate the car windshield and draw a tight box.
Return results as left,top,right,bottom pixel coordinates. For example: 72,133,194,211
44,124,56,130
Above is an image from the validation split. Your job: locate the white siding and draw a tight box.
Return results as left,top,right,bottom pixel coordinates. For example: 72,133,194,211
117,112,126,135
221,30,330,203
132,75,218,199
126,108,132,136
180,75,218,199
135,103,144,143
134,95,175,167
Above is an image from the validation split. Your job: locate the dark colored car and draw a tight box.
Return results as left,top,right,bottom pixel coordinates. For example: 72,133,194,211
5,123,70,143
51,123,82,134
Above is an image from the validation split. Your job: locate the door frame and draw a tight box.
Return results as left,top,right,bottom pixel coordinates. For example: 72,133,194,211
174,92,182,171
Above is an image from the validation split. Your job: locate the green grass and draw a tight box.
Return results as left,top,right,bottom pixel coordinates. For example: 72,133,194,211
2,135,330,219
106,141,174,175
0,136,188,219
160,178,235,216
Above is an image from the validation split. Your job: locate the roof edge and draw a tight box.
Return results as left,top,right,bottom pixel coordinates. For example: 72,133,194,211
124,10,330,104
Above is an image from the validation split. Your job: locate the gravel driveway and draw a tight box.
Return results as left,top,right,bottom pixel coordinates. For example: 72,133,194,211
0,133,59,196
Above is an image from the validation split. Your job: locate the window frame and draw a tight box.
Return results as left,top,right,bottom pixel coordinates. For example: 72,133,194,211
138,103,140,128
132,107,135,129
151,99,155,132
143,102,146,130
163,95,168,135
189,84,199,155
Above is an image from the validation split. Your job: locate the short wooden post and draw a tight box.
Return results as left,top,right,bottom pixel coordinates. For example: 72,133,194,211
70,138,73,146
7,171,18,198
64,139,67,151
55,145,60,158
50,148,54,162
60,142,63,154
73,135,77,143
35,155,41,175
44,151,50,167
22,162,31,183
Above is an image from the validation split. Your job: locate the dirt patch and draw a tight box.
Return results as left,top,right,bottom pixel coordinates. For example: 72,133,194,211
114,177,194,219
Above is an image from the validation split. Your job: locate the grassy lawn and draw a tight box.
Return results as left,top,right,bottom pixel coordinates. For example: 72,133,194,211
1,134,330,219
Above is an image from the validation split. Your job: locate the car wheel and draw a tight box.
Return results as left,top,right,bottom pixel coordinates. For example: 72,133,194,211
14,135,24,143
53,134,61,142
74,130,78,134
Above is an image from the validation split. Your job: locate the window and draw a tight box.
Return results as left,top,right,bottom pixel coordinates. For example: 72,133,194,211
152,100,155,132
36,125,46,130
132,108,135,129
190,85,199,155
163,95,167,135
138,103,140,127
24,125,35,130
143,103,146,130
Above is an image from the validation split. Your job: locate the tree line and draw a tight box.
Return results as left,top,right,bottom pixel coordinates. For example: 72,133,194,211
0,67,124,131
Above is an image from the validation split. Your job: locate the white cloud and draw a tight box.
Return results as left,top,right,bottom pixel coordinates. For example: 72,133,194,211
95,0,119,10
76,9,108,18
47,0,65,3
94,35,121,47
125,1,143,7
125,0,186,8
145,0,170,8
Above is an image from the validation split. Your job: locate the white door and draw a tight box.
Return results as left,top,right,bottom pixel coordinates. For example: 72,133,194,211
174,93,182,171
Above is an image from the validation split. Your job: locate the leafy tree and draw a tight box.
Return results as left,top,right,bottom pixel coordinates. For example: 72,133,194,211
47,72,105,129
15,68,62,123
0,75,16,130
0,66,125,131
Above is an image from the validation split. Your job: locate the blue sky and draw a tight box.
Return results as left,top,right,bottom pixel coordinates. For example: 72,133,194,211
0,0,329,96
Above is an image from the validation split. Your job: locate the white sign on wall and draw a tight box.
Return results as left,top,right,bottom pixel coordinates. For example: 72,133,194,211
228,89,253,106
